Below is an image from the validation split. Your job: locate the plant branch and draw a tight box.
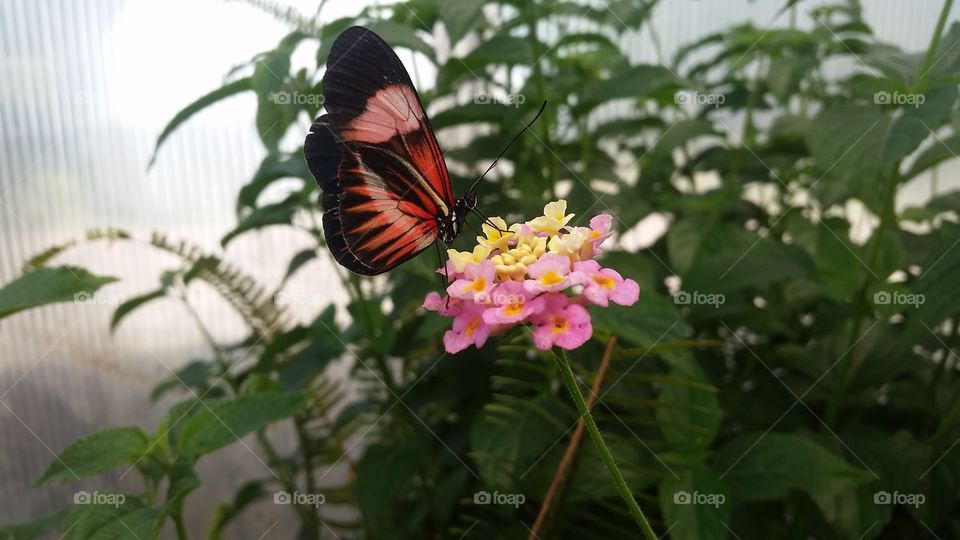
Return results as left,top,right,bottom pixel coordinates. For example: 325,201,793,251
551,346,657,540
529,337,617,540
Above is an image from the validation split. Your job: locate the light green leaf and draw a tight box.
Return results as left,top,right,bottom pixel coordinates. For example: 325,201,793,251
35,427,149,486
0,266,117,320
149,77,252,167
177,391,308,457
438,0,483,45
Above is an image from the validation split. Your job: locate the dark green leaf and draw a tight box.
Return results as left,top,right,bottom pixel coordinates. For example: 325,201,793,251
177,392,308,457
0,266,117,320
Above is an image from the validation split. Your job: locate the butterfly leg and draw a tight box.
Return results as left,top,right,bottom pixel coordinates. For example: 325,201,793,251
435,241,452,309
472,207,509,234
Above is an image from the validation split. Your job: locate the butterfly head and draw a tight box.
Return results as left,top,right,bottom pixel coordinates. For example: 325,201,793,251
439,194,477,247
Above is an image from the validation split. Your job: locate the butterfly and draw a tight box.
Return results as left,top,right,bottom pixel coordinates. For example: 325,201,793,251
304,26,543,276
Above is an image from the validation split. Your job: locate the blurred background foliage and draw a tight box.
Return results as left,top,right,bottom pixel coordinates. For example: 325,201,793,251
2,0,960,538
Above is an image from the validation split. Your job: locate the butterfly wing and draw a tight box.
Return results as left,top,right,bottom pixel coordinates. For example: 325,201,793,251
304,26,453,275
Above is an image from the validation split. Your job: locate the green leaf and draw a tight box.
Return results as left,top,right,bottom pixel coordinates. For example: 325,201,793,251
657,355,721,452
221,201,298,247
151,360,214,402
237,152,312,213
149,77,252,167
366,21,434,60
355,442,421,521
35,427,150,486
469,393,572,492
280,249,317,286
0,266,117,320
165,462,201,506
659,469,730,540
806,85,958,210
0,510,66,540
177,391,308,457
110,289,166,332
63,499,163,540
905,134,960,179
591,292,690,361
438,0,483,45
713,432,872,504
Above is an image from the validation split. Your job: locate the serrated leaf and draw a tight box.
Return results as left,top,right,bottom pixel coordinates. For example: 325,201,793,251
35,427,149,486
177,392,308,457
63,499,163,540
0,266,117,320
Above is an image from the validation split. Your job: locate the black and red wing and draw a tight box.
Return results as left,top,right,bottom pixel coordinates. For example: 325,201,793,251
304,26,454,275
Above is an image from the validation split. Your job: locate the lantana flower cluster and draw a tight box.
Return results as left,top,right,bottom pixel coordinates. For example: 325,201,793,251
423,200,640,354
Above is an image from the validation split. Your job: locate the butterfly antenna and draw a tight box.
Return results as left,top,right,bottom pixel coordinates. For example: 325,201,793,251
467,100,548,196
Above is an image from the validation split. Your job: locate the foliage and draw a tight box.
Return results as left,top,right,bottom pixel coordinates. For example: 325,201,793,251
3,0,960,538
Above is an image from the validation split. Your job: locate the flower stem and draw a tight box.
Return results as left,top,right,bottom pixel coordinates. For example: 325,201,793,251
552,347,657,540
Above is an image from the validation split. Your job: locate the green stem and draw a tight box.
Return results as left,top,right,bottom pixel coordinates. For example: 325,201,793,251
173,509,190,540
552,348,657,540
825,157,901,425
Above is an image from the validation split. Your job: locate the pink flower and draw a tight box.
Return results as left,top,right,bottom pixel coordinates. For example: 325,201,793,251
587,214,613,255
572,260,640,307
483,281,546,324
530,293,592,350
524,253,572,294
443,303,490,353
447,260,495,303
423,292,461,316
